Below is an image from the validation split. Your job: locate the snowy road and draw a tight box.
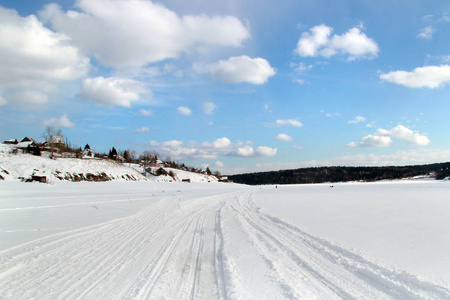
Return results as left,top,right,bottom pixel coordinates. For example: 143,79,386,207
1,183,450,299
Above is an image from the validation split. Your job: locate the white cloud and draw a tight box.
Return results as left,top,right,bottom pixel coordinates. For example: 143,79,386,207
229,145,278,157
78,76,148,107
0,6,89,105
290,62,313,73
40,0,249,68
275,119,303,127
194,55,276,84
136,109,153,116
295,24,332,57
294,24,379,60
348,125,430,148
133,126,149,133
150,140,217,160
212,137,231,149
380,65,450,88
235,145,255,157
348,116,366,124
177,106,192,116
9,90,49,105
276,133,293,142
215,161,224,167
417,26,435,39
256,146,277,157
378,125,430,146
204,102,217,115
42,114,75,128
150,137,276,160
348,135,393,148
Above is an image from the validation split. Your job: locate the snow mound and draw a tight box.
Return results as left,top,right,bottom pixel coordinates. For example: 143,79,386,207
0,144,147,182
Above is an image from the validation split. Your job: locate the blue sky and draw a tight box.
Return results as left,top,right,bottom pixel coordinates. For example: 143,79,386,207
1,0,450,174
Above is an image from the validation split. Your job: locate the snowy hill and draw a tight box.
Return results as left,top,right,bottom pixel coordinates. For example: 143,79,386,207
0,144,146,182
128,164,219,183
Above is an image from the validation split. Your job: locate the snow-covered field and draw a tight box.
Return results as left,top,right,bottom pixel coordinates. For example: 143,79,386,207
1,180,450,299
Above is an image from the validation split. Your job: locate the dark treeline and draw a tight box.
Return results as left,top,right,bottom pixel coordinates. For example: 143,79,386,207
228,162,450,185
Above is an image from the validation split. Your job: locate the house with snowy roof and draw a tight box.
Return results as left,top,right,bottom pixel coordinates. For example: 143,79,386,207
3,138,18,144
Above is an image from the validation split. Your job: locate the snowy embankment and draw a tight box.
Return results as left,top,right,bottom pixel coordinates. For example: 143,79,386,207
0,144,147,182
1,180,450,299
127,164,219,183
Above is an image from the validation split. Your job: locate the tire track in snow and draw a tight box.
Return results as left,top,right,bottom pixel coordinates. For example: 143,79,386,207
1,188,449,299
228,192,450,299
214,203,227,300
0,196,171,299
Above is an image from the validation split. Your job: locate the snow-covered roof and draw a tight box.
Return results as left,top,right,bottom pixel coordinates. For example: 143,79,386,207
49,136,64,144
21,137,36,143
16,141,36,148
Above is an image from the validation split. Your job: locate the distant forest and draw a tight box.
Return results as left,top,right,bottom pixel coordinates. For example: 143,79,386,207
228,162,450,185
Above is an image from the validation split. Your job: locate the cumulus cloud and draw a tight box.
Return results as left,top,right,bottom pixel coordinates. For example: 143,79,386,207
39,0,249,67
133,126,149,133
0,6,89,105
275,119,303,127
203,102,217,115
348,125,430,147
380,65,450,88
9,90,49,105
212,137,231,149
42,114,75,128
177,106,192,116
348,116,366,124
348,135,393,148
294,24,379,60
256,146,277,157
194,55,276,84
276,133,293,142
378,125,430,146
417,26,435,39
150,137,276,161
234,145,255,157
228,145,277,157
78,76,148,107
150,140,217,160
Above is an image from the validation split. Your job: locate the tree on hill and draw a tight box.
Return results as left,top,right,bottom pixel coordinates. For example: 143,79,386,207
42,126,63,159
206,167,212,175
108,147,118,159
84,144,90,150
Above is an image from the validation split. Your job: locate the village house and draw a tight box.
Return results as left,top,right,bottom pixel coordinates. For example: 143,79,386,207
3,139,18,145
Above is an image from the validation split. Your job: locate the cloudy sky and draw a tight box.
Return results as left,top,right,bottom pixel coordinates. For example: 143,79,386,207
1,0,450,174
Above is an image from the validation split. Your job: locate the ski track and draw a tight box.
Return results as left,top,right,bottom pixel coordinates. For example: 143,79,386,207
1,190,449,299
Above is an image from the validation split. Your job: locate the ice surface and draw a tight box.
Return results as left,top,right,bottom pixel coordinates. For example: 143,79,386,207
1,180,449,299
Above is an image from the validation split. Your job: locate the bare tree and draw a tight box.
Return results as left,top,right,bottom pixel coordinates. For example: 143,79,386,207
139,150,154,170
42,126,63,159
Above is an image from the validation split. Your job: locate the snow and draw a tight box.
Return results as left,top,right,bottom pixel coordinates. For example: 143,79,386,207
1,178,450,299
0,143,147,182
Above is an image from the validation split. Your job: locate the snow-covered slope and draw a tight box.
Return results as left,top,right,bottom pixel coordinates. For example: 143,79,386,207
129,164,219,183
0,144,146,182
